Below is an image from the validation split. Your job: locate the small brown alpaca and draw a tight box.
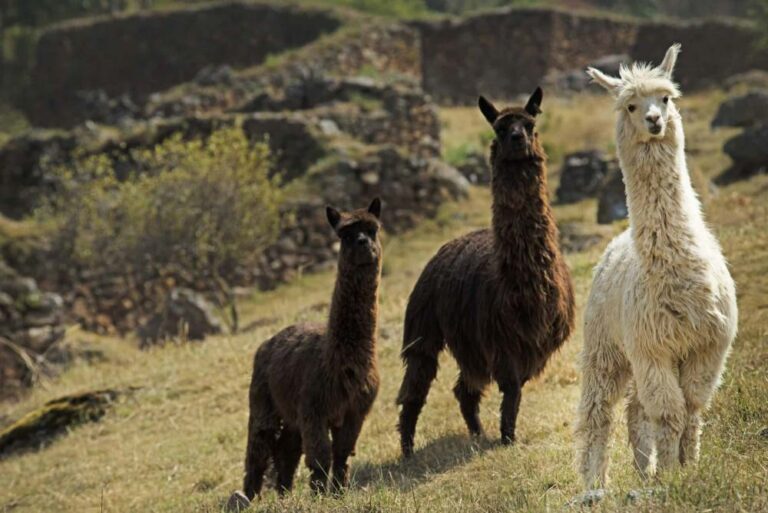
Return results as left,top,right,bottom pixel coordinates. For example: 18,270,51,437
242,199,382,498
396,88,575,456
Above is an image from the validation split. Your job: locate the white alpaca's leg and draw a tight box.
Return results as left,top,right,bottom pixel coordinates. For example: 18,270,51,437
575,342,630,489
631,355,686,472
626,379,654,478
678,340,730,465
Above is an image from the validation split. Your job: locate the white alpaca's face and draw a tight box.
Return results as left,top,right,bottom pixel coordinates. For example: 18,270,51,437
623,92,672,140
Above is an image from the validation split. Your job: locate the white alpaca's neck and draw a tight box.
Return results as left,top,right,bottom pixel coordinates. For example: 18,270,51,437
617,107,709,277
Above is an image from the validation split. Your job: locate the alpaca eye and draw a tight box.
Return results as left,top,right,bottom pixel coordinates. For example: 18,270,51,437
662,96,669,104
628,104,636,113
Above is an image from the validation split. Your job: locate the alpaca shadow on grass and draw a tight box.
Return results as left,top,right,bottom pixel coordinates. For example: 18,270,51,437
350,433,497,491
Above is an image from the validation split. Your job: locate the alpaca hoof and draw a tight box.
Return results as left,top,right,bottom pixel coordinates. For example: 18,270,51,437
500,434,515,445
226,491,251,512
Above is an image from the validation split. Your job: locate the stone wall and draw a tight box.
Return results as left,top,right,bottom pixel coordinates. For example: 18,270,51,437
23,2,342,127
631,20,768,90
417,7,768,103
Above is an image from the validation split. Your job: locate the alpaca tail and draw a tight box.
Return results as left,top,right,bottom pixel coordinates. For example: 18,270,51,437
243,345,279,500
396,286,444,456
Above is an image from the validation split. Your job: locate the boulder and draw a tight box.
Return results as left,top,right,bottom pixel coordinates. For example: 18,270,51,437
597,169,628,224
711,90,768,128
717,123,768,184
0,389,122,458
556,151,616,204
137,288,224,346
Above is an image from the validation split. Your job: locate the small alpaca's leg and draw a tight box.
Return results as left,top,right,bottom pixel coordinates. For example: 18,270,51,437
330,413,365,492
273,428,302,494
678,341,730,466
243,368,279,500
453,373,488,436
575,347,630,489
396,351,440,457
626,379,654,478
301,418,332,493
631,356,686,473
494,370,522,445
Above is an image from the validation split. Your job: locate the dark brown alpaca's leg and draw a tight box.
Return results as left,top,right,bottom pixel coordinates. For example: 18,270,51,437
498,377,522,445
243,369,278,500
243,424,276,499
453,374,488,436
273,428,302,495
331,413,365,493
396,351,439,458
302,419,332,493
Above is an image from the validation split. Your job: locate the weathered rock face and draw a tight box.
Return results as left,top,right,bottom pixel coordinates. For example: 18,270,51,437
556,151,615,204
417,8,637,103
24,2,342,127
712,90,768,128
597,169,628,225
0,261,66,399
143,23,421,122
137,288,223,347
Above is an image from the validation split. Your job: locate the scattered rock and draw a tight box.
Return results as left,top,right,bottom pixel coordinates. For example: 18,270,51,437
597,169,628,224
455,150,491,185
194,65,236,87
712,90,768,128
0,261,67,399
0,389,125,458
225,491,251,512
137,288,224,346
558,222,613,253
556,150,616,204
759,426,768,439
725,70,768,91
568,488,607,507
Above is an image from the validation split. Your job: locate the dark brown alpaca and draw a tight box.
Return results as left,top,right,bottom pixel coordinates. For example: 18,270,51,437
396,88,575,456
242,199,382,498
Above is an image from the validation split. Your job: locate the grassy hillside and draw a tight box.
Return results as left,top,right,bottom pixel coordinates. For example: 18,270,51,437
1,91,766,512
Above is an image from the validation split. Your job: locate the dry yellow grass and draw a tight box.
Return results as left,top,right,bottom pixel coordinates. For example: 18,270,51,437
1,91,766,512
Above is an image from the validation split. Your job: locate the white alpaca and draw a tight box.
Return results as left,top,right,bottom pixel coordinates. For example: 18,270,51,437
574,44,738,490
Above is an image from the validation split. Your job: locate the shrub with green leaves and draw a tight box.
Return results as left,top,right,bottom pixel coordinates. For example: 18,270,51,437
36,127,284,326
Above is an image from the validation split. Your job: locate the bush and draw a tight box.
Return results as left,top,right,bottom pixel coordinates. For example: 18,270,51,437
35,127,284,329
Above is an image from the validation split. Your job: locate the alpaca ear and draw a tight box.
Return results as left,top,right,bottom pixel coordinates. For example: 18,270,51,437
658,43,681,77
525,87,543,117
478,96,499,125
367,197,382,219
326,206,341,229
586,67,622,94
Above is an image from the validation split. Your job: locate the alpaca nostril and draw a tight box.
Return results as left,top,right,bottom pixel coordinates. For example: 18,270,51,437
645,114,660,124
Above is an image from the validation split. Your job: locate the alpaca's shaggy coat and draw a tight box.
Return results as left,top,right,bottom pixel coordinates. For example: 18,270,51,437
396,89,575,456
243,199,383,498
575,45,738,489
